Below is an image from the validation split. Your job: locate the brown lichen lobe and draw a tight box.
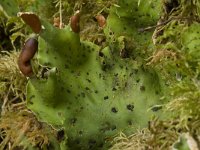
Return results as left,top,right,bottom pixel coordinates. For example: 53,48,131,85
70,10,80,33
18,38,38,77
18,12,42,34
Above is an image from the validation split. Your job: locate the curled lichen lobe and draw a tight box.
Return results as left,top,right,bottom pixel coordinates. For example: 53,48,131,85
18,38,38,77
18,12,41,34
70,11,80,33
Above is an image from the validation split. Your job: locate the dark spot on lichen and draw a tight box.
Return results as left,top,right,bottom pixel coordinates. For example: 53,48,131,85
129,72,134,77
29,101,33,105
102,61,112,71
70,118,77,125
29,95,35,100
76,72,81,76
85,87,90,90
140,85,145,91
119,65,123,69
99,73,102,78
86,79,91,83
82,54,86,57
111,107,118,113
124,82,128,87
99,51,104,57
57,112,63,117
95,90,98,94
57,130,65,142
79,131,83,135
67,89,71,93
114,73,118,77
127,104,134,111
104,96,109,100
128,120,133,125
6,2,11,6
81,92,85,98
136,79,140,83
134,69,138,74
112,87,117,91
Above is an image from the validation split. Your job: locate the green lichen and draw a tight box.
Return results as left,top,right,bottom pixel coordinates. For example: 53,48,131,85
27,24,164,150
24,0,168,149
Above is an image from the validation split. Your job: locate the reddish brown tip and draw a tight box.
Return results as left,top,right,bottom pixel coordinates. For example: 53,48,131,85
18,12,41,34
95,14,106,28
70,11,80,33
18,38,38,77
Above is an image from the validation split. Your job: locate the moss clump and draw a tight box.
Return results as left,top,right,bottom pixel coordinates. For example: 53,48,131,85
110,118,179,149
0,51,63,149
0,51,26,103
0,109,55,149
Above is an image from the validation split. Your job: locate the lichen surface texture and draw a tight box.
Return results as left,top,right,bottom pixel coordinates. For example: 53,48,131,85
25,0,166,149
